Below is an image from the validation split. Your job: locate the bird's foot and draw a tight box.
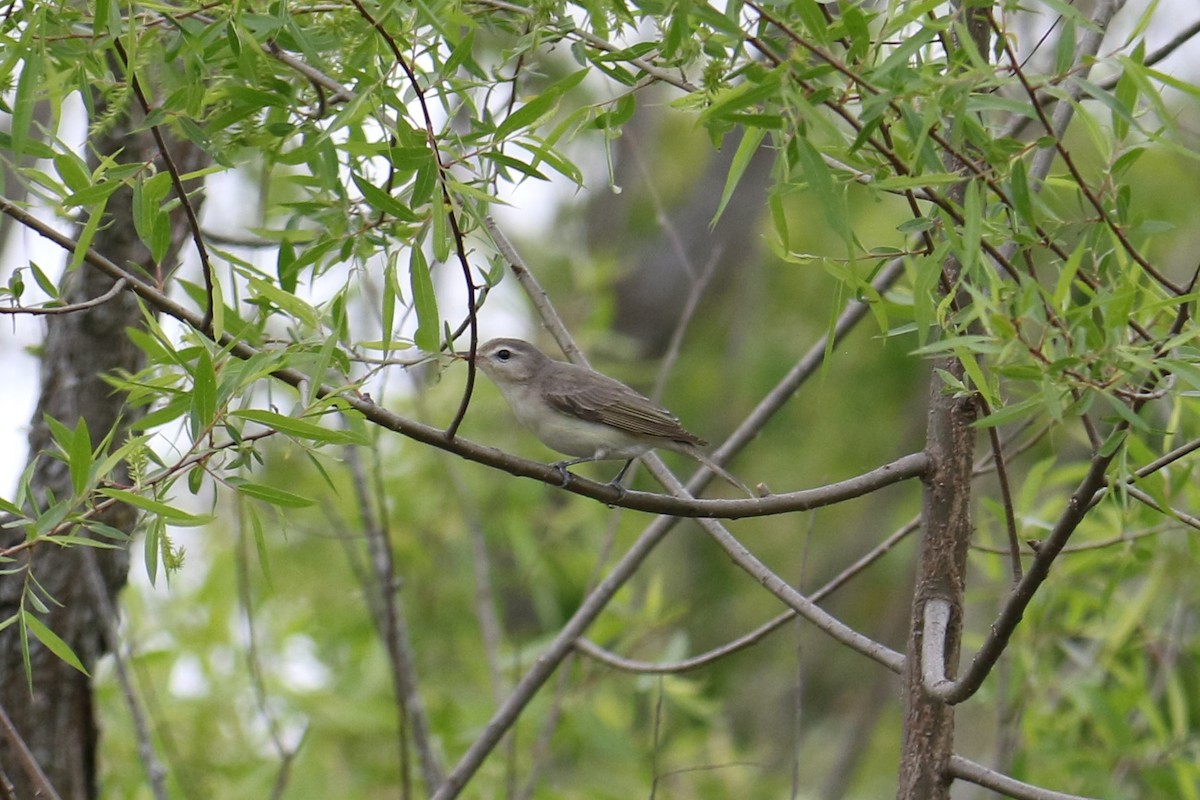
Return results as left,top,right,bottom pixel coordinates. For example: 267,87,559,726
551,461,573,487
605,479,628,502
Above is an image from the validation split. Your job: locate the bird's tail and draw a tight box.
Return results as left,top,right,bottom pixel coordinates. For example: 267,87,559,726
685,446,757,498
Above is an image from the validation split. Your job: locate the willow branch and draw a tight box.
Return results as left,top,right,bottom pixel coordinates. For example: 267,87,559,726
0,193,927,520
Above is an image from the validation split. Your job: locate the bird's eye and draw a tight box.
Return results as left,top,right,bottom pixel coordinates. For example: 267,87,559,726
496,348,511,361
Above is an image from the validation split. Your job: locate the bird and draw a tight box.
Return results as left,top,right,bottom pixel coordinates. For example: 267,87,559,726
462,337,755,496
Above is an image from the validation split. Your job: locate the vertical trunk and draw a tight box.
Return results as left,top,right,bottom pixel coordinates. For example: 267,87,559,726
897,364,976,798
0,94,208,798
896,5,991,798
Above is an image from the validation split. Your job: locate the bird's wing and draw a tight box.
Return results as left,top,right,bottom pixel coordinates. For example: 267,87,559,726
543,366,707,446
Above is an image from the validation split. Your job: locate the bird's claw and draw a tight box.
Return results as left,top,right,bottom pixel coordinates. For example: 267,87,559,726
606,480,628,502
552,461,572,487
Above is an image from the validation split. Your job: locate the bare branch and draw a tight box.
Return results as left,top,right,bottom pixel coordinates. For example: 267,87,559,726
344,442,444,791
431,246,910,800
81,551,169,800
0,702,62,800
948,754,1100,800
575,517,919,674
112,40,217,329
0,191,927,521
0,278,126,315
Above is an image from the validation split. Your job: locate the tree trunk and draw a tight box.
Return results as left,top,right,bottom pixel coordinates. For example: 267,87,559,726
896,5,991,797
897,362,976,799
0,93,208,799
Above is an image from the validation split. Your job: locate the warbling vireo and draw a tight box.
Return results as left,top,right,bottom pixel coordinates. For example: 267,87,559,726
464,338,754,496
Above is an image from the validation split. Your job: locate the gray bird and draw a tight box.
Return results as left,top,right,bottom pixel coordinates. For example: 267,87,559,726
464,338,754,496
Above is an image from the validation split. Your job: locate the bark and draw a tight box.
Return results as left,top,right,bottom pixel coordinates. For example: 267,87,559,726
896,5,991,798
897,363,976,799
0,93,208,799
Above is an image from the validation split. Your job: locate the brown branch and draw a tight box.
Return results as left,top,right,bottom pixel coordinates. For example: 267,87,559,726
0,702,62,800
430,251,911,800
345,0,479,438
112,40,217,330
0,192,927,520
991,11,1183,296
948,754,1100,800
575,517,920,674
0,277,126,315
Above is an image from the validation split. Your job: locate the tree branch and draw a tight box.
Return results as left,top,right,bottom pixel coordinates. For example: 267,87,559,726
0,194,927,520
0,702,62,800
574,517,919,674
947,754,1100,800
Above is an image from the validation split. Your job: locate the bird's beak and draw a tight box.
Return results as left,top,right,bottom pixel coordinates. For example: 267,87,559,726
453,350,471,361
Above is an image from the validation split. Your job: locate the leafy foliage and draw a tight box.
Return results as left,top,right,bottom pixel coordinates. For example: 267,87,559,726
2,0,1200,797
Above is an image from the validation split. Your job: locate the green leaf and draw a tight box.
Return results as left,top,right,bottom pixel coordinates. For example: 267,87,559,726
247,506,273,587
190,348,217,439
976,395,1043,429
248,277,320,328
24,612,89,675
27,262,59,299
232,480,315,508
432,196,451,263
713,126,765,227
94,0,111,33
381,256,398,357
232,409,367,445
794,137,852,246
11,57,42,161
495,69,590,140
961,180,981,274
53,152,91,193
209,270,225,340
144,517,161,586
1009,159,1034,226
277,240,299,293
1054,21,1077,77
68,418,92,498
71,196,110,271
352,173,419,221
409,247,440,351
98,489,211,526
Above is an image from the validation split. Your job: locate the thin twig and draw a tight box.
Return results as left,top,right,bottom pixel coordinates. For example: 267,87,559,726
345,441,444,792
574,517,919,674
3,188,930,520
0,702,63,800
979,396,1023,584
345,0,479,438
992,8,1182,296
0,277,127,315
483,216,586,365
469,0,700,93
431,251,909,800
948,754,1100,800
112,40,218,330
80,550,169,800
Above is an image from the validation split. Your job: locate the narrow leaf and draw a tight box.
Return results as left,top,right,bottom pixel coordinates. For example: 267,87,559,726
409,248,440,351
232,409,367,445
713,127,765,227
24,612,89,675
233,481,315,508
98,489,211,526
